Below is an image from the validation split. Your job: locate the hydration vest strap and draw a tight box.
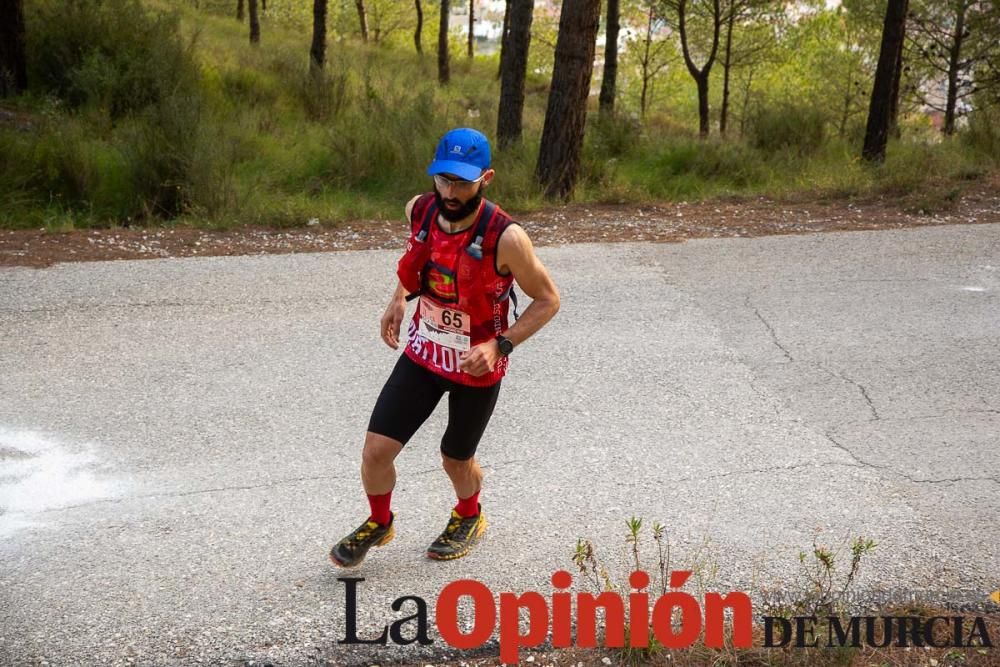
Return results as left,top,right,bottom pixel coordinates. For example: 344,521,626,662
416,197,437,242
465,200,497,260
497,283,521,321
402,196,438,301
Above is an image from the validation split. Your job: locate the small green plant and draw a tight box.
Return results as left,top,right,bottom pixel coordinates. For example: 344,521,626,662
789,535,878,619
573,523,882,666
573,517,674,665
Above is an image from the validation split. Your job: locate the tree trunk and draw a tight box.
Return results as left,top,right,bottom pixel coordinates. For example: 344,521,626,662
355,0,369,42
535,0,603,200
249,0,261,44
639,4,654,119
438,0,450,84
677,0,722,138
261,0,266,11
738,67,754,138
414,0,423,54
497,0,534,148
720,5,735,136
468,0,475,58
888,8,906,138
237,0,244,21
0,0,28,97
497,0,511,80
598,0,619,114
310,0,327,73
862,0,908,163
943,1,966,135
839,65,852,138
695,73,710,136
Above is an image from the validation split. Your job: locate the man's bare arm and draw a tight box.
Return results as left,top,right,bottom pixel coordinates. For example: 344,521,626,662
404,195,420,223
456,224,558,376
381,196,423,349
495,224,560,349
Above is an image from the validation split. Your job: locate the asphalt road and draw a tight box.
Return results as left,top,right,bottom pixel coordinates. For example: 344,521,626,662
1,224,998,665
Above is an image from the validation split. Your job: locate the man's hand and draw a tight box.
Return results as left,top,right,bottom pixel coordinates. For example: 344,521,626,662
459,340,501,377
381,298,406,349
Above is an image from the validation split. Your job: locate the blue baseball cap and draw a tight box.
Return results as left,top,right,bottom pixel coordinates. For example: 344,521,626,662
427,128,492,181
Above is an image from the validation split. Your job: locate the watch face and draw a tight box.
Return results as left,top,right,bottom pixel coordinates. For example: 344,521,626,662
499,338,514,356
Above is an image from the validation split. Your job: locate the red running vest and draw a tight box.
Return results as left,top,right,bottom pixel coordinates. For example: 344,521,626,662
398,193,518,387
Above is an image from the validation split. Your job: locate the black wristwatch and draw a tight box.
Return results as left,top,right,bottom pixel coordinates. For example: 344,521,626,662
495,334,514,357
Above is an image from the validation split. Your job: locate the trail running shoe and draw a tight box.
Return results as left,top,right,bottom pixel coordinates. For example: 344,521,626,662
426,505,487,561
329,513,395,567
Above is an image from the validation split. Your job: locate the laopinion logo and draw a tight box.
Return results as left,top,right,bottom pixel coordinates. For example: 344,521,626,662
338,570,753,663
337,573,995,662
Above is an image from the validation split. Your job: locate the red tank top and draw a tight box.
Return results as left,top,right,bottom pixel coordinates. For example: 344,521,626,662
401,193,517,387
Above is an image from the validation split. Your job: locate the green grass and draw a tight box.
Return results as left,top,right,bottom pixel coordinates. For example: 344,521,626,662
0,0,997,231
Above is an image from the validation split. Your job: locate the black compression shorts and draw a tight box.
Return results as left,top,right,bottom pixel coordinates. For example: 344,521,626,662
367,354,502,460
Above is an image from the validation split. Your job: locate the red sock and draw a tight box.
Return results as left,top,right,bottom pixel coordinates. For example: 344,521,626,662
367,491,392,526
454,490,480,518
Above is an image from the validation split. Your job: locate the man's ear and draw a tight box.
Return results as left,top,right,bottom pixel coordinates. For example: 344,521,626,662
482,168,496,187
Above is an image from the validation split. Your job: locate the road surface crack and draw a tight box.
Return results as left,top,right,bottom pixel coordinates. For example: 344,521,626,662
823,431,999,486
670,461,863,483
745,296,794,362
815,363,881,421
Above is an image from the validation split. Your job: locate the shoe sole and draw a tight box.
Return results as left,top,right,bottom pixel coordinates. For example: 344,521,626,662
329,525,396,568
426,516,487,561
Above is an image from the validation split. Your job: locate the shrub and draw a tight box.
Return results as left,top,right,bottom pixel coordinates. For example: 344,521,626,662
220,68,282,109
26,0,199,119
964,104,1000,164
18,0,213,221
588,112,644,159
630,139,766,199
746,102,827,156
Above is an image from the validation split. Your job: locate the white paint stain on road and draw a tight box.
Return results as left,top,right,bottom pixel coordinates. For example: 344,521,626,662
0,428,120,537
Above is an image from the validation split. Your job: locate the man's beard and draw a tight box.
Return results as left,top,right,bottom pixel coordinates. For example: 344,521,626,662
434,184,484,223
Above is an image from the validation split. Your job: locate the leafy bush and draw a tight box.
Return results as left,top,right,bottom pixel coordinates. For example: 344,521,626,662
588,112,644,159
26,0,199,119
964,104,1000,164
17,0,222,220
878,139,980,195
322,83,439,191
747,103,827,156
628,139,766,199
296,68,351,122
221,68,282,109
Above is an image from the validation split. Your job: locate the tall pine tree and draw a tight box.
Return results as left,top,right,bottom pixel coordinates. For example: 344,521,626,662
535,0,603,199
862,0,908,162
497,0,534,147
0,0,28,96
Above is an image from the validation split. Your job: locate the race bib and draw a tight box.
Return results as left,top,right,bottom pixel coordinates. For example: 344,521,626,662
419,296,471,351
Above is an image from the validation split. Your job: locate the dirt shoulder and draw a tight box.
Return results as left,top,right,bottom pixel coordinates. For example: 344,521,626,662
2,176,998,269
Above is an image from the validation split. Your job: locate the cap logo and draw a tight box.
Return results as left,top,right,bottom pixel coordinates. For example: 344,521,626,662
451,145,463,154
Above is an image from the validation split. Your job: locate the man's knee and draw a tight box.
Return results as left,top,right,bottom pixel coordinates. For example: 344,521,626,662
363,432,403,468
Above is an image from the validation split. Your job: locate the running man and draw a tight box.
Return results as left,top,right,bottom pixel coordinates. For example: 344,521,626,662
330,128,560,566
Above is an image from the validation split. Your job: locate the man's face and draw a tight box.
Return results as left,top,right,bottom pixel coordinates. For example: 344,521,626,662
433,169,495,222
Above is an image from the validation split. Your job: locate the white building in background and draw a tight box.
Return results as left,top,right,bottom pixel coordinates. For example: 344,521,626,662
450,0,641,63
450,0,566,55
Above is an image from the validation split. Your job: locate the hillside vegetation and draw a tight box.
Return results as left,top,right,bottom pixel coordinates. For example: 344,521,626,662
1,0,998,231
